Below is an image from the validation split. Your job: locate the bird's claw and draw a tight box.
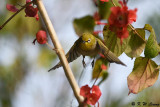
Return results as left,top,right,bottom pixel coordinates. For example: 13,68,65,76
91,59,94,68
82,56,86,68
82,60,86,68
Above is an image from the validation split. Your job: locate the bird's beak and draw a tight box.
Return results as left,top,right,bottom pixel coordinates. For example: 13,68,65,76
83,41,86,43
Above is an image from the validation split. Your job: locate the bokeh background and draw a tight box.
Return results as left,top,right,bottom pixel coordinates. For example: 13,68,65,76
0,0,160,107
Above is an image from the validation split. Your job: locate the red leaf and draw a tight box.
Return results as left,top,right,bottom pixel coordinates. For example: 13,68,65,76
6,4,18,12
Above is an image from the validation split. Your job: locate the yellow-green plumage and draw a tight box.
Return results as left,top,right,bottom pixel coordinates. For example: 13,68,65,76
48,33,126,71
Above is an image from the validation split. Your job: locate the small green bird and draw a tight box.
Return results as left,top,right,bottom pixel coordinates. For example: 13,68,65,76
48,33,126,71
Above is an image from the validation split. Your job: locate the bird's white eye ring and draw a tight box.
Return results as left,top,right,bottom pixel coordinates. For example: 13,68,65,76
88,39,91,43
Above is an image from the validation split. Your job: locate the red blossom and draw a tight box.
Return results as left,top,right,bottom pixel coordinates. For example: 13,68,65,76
26,0,31,3
101,64,107,70
100,0,109,3
25,6,39,20
36,30,47,44
116,27,129,44
6,4,19,12
94,12,100,21
95,21,107,25
93,31,103,35
86,93,99,105
80,85,91,97
128,9,138,23
108,1,137,44
99,53,105,58
92,85,102,98
80,85,102,106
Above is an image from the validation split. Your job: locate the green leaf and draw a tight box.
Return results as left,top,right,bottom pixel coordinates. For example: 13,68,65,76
127,57,159,94
144,24,160,58
125,28,146,58
92,57,108,80
103,25,129,56
73,15,95,36
98,0,119,20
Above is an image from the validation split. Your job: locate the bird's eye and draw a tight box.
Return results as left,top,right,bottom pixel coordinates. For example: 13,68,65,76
88,39,91,43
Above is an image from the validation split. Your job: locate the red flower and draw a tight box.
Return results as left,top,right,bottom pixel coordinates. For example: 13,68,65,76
95,21,107,25
26,0,31,3
86,93,99,105
94,12,100,21
128,9,138,23
99,53,105,58
116,27,129,44
92,85,102,98
108,1,137,44
6,4,19,12
80,85,102,106
93,31,103,35
109,2,137,27
80,85,91,97
101,64,107,70
100,0,109,2
25,6,39,20
36,30,47,44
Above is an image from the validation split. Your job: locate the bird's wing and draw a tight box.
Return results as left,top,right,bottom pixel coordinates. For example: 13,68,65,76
48,40,81,71
97,38,126,66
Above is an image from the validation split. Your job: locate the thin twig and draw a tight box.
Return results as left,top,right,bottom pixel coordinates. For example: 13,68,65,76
111,0,116,6
46,42,54,50
0,1,33,30
129,24,146,42
35,0,84,104
91,70,102,89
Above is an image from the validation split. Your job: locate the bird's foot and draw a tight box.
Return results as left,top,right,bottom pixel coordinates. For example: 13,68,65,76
82,56,86,68
82,60,86,68
91,59,95,68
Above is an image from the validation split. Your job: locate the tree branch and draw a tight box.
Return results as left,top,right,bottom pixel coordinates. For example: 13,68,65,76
35,0,84,104
0,1,33,30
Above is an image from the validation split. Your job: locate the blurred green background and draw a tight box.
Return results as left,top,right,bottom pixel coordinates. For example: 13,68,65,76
0,0,160,107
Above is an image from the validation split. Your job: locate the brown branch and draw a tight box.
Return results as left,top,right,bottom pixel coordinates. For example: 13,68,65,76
0,1,33,30
35,0,84,105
